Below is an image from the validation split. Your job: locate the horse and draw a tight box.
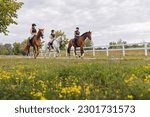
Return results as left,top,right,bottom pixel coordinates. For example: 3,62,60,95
23,29,44,59
45,36,64,57
67,31,92,58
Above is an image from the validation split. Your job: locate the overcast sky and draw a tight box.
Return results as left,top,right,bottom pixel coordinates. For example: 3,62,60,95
0,0,150,46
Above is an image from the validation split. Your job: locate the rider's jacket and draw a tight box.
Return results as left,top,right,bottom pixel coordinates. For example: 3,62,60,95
51,33,55,39
32,27,37,33
74,30,80,38
30,27,37,36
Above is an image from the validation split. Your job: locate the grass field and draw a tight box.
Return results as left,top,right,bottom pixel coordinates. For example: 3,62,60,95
0,57,150,100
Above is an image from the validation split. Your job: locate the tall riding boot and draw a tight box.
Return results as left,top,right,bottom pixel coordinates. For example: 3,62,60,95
75,39,77,46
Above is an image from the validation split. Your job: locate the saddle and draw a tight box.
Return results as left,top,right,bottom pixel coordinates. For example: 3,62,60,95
28,35,36,46
73,37,79,46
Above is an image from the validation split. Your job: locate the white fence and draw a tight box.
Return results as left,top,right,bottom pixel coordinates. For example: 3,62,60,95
85,42,150,57
40,42,150,57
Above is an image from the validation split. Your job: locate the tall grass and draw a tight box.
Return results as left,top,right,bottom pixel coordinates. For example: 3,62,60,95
0,58,150,100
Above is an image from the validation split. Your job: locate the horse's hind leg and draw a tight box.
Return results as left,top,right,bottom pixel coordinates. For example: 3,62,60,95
27,46,30,56
74,47,78,57
67,46,71,57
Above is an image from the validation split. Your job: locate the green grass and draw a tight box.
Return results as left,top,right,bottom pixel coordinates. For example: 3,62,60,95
0,57,150,100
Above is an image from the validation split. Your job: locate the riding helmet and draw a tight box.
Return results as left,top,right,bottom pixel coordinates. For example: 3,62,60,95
32,23,36,26
51,30,55,32
76,27,79,30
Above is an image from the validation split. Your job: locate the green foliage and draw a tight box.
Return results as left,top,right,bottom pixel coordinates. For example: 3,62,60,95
55,30,65,38
109,39,127,49
0,0,23,35
4,43,12,54
0,43,12,55
13,42,21,55
55,30,68,50
85,39,92,47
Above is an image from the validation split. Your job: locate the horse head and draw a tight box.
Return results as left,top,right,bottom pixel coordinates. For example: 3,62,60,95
38,28,44,38
87,31,92,40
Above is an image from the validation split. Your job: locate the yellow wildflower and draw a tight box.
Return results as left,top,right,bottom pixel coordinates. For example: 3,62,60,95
127,95,134,100
40,96,47,100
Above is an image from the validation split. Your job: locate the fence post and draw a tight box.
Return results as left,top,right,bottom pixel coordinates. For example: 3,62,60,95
93,47,96,57
106,46,109,56
144,42,148,56
122,44,125,56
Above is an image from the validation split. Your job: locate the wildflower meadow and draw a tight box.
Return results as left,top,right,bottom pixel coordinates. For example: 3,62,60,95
0,57,150,100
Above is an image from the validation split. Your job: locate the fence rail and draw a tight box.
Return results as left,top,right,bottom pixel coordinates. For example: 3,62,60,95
39,42,150,58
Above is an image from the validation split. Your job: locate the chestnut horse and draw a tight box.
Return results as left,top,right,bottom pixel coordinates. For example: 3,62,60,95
67,31,92,58
23,29,44,59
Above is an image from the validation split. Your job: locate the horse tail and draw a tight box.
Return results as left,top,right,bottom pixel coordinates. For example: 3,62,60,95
22,44,30,56
67,46,70,54
67,40,72,56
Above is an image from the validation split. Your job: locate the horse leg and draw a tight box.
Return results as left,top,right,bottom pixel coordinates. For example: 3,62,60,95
27,46,30,56
67,45,71,57
54,48,58,57
80,46,84,58
74,47,78,58
58,47,61,57
36,46,40,58
56,47,61,57
34,46,37,59
48,47,51,58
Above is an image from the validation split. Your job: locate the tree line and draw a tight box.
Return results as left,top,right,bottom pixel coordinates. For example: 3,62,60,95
109,39,150,49
0,40,27,55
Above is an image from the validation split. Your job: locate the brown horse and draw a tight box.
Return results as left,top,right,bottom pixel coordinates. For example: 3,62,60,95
67,31,92,58
23,29,44,59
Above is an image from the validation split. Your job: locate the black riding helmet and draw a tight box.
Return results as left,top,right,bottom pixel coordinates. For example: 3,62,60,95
51,30,55,33
76,27,79,30
32,23,36,26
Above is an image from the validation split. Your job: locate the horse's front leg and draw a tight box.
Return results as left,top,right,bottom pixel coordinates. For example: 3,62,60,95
80,46,84,58
34,46,37,59
36,47,40,57
45,47,50,58
57,47,61,57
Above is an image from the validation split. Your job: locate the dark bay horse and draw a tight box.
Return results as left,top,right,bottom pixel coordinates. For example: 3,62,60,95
67,31,92,58
23,29,44,59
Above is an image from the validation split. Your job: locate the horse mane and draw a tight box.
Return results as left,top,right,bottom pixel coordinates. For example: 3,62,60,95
81,32,89,37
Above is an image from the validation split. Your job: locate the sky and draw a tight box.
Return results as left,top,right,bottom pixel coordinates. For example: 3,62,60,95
0,0,150,46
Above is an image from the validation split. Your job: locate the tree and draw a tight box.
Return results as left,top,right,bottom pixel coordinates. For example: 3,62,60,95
84,39,92,47
13,42,21,55
4,43,12,55
109,39,127,49
0,0,23,35
0,43,12,55
55,30,68,50
55,30,65,38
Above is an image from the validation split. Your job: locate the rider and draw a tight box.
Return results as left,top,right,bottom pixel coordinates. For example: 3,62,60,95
29,23,37,45
74,27,80,46
49,30,56,48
